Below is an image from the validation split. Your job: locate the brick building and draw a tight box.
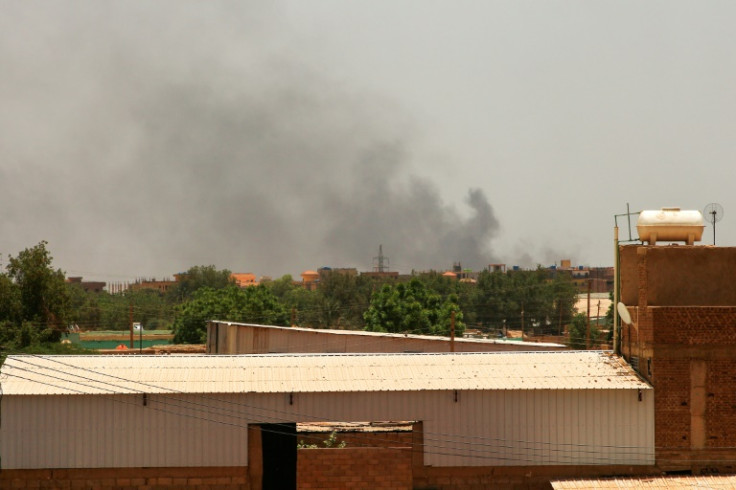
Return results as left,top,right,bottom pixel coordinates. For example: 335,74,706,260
619,245,736,473
65,276,106,293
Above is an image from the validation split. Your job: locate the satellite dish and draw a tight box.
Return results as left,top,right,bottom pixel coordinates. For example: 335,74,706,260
703,203,724,245
617,302,632,325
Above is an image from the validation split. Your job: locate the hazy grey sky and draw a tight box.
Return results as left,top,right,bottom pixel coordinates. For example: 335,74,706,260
2,1,735,282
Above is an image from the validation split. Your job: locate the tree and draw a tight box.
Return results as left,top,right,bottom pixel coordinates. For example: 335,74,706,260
0,273,21,324
363,278,465,336
166,265,234,302
173,285,289,344
470,270,508,332
5,241,69,342
568,311,601,349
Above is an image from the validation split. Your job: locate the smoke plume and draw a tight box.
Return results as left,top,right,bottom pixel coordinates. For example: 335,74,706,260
0,2,500,279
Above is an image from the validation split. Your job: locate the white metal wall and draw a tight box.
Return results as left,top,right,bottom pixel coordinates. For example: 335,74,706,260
1,394,249,469
1,388,653,469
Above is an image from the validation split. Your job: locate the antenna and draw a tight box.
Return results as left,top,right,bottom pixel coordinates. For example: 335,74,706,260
373,244,389,273
703,203,724,245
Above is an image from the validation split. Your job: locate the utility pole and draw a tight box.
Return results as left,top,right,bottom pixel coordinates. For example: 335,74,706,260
129,304,134,349
520,303,525,340
450,310,456,353
558,300,563,336
586,280,591,349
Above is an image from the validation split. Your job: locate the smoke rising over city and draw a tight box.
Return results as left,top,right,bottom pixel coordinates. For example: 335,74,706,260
0,2,500,280
7,2,733,279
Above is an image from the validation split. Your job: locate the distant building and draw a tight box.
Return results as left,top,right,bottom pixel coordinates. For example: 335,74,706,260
360,270,400,279
318,267,357,279
301,270,319,290
553,260,614,294
231,272,258,288
128,277,177,294
65,276,105,293
487,263,506,273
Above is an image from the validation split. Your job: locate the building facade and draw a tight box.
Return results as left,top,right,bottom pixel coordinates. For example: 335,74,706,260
620,245,736,473
1,352,654,489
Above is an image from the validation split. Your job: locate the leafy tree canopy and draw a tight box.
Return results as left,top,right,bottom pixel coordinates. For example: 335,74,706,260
166,265,233,302
363,278,464,336
173,284,289,344
3,241,69,343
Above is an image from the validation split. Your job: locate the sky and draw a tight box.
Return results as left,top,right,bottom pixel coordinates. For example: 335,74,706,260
2,1,736,283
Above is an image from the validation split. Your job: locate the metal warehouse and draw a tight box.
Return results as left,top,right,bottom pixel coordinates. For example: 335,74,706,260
0,351,654,488
207,321,567,354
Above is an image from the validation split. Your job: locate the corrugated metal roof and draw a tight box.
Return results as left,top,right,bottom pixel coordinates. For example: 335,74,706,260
0,351,650,396
551,475,736,489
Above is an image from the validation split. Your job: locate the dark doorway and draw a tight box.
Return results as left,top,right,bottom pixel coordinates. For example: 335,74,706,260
261,423,296,490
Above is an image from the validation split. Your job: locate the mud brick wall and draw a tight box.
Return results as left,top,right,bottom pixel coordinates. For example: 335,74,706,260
622,306,736,469
413,465,657,490
706,360,736,447
651,308,736,344
297,431,412,448
652,358,691,449
297,447,412,489
0,467,249,489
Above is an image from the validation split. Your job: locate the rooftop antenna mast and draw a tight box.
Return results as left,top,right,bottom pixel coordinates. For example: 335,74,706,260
373,244,390,273
703,203,724,245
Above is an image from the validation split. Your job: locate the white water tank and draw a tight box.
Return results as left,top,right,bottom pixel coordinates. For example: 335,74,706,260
637,207,704,245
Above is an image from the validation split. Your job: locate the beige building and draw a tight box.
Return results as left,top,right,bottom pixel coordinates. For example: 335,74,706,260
0,351,653,488
206,321,567,354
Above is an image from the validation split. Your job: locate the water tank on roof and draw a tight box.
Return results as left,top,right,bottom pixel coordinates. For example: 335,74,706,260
637,207,704,245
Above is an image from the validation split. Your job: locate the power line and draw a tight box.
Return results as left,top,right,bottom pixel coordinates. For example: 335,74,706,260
1,354,657,465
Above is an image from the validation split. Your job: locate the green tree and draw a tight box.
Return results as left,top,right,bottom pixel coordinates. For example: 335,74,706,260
5,241,69,342
166,265,233,302
173,285,288,344
0,273,22,324
568,312,601,349
363,278,464,336
470,270,508,332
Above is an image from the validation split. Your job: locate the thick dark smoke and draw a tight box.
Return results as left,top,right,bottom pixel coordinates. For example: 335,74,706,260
0,2,500,280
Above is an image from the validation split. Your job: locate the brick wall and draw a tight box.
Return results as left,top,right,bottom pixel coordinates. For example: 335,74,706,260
706,360,736,447
413,465,657,490
619,302,736,471
651,308,736,344
653,358,691,450
297,431,412,448
0,467,249,489
297,447,412,489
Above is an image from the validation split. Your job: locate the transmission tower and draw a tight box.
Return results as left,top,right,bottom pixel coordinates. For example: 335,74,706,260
373,244,390,273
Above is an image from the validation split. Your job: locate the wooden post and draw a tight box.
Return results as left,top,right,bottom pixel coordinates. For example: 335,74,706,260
450,310,456,353
586,279,592,349
129,304,134,349
520,303,525,340
613,226,620,354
